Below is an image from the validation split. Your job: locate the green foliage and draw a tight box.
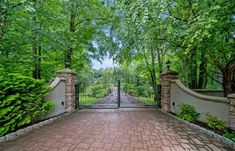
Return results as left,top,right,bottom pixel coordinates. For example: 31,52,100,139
123,83,138,96
1,0,234,94
223,132,235,142
138,97,156,105
204,113,227,131
79,97,97,105
137,84,154,97
89,85,106,98
178,104,200,122
0,73,54,136
0,0,114,81
123,83,154,97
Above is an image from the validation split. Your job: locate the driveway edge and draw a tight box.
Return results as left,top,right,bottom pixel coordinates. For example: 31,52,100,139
0,111,75,143
158,109,235,149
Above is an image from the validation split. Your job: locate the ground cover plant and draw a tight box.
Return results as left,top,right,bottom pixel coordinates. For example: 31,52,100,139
177,103,235,142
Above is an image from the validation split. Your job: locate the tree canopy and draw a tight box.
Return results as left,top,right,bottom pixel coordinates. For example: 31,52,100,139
0,0,234,96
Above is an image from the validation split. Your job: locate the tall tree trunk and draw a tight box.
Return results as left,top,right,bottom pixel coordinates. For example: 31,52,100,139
150,49,158,101
32,7,38,78
142,49,158,101
198,50,207,89
203,74,208,88
32,47,38,78
136,76,140,86
222,68,232,97
232,71,235,92
231,53,235,92
37,45,41,79
65,1,77,68
156,49,163,75
182,56,188,85
150,71,158,101
0,1,8,57
189,49,198,89
217,52,235,96
0,18,6,55
31,0,41,79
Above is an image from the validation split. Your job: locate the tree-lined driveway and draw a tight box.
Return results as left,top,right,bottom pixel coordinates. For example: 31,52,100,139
92,88,145,106
0,109,233,151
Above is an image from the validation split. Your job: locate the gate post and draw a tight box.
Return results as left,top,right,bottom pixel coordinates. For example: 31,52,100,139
228,94,235,130
157,84,161,108
75,84,79,109
160,70,178,112
57,68,77,112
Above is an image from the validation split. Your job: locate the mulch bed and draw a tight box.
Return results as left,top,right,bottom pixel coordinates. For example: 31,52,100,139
170,112,235,136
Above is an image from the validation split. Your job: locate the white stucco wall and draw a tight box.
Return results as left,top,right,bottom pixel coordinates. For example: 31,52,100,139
44,77,66,118
170,80,229,125
193,89,224,97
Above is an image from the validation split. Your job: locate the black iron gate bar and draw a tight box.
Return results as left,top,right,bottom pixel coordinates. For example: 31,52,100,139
76,80,159,109
118,80,121,108
76,81,119,109
75,84,79,109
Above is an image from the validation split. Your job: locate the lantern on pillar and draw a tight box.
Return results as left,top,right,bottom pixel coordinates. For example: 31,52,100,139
166,60,171,71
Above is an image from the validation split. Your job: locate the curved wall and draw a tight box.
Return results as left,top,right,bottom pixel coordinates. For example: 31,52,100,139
193,89,224,97
170,80,229,125
45,77,66,118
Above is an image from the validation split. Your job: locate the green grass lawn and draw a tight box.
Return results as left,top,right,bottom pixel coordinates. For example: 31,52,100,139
138,97,158,105
79,96,97,105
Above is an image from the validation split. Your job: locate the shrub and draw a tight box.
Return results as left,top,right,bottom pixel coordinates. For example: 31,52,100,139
177,104,200,122
204,113,227,131
123,83,138,96
0,73,54,136
223,132,235,142
89,85,105,98
137,84,154,97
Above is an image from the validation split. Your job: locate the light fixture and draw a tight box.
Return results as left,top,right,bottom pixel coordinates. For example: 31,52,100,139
166,60,171,71
65,57,71,68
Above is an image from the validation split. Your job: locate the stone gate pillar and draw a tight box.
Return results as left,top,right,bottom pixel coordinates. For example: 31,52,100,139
228,94,235,130
160,70,178,112
57,69,77,112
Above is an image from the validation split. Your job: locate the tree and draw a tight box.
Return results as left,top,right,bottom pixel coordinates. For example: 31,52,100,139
0,0,234,96
100,0,170,101
167,0,235,95
0,0,114,81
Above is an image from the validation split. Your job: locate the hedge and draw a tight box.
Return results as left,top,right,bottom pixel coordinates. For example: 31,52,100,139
0,72,54,136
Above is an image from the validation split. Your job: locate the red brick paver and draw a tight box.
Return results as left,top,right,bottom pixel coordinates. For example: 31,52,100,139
0,109,233,151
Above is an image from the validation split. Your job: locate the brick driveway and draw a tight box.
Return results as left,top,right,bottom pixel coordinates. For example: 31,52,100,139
0,109,233,151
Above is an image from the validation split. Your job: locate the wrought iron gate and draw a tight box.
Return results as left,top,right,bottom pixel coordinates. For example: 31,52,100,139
76,80,159,109
119,82,159,108
76,81,120,109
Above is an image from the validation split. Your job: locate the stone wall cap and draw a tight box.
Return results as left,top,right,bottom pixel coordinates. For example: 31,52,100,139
171,80,229,103
57,68,77,75
228,94,235,98
160,70,178,77
49,77,66,90
193,89,224,92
